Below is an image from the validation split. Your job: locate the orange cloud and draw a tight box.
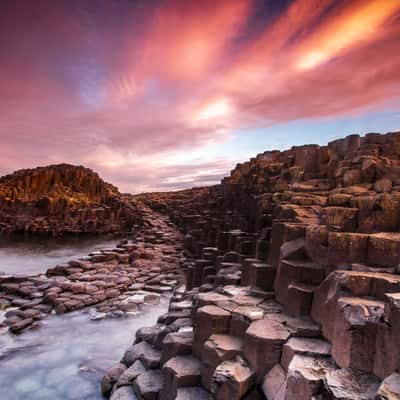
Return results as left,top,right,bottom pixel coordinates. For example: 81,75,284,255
217,0,400,121
295,0,400,70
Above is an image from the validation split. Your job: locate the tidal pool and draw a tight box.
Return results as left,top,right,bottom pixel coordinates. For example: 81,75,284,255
0,298,169,400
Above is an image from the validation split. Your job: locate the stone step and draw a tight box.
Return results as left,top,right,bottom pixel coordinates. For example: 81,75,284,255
268,222,306,269
200,334,244,390
134,369,163,400
160,356,201,400
281,337,331,371
202,334,243,367
325,206,359,231
285,282,317,317
211,356,255,400
248,262,276,291
161,331,194,365
312,270,400,341
264,352,380,400
367,232,400,268
193,305,231,357
331,296,384,373
230,305,264,337
274,259,325,305
241,258,259,286
243,317,291,381
327,232,369,268
282,354,335,399
195,292,231,308
267,312,322,338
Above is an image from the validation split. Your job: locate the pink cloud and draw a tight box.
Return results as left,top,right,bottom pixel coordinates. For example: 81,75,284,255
0,0,399,191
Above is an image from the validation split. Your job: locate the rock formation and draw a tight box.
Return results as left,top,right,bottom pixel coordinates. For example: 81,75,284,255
2,131,400,398
0,204,185,333
0,164,138,235
104,131,400,399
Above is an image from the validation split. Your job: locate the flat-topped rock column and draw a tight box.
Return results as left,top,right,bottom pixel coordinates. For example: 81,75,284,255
193,305,231,357
243,317,291,381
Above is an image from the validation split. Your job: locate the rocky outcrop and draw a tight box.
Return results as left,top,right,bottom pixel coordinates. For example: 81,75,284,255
0,204,185,333
104,131,400,399
0,164,139,235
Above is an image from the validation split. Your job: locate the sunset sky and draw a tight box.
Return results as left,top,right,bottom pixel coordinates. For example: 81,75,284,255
1,0,400,193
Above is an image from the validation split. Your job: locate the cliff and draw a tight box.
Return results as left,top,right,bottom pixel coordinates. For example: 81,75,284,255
104,131,400,400
0,164,138,235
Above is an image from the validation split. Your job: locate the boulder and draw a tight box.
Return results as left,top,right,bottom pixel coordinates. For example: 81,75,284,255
116,360,146,388
102,363,127,396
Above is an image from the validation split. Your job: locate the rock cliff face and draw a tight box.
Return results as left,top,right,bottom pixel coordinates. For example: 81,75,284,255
103,131,400,399
0,164,137,235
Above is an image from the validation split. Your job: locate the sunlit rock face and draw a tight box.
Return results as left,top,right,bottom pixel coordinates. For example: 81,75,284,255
0,164,138,235
101,131,400,400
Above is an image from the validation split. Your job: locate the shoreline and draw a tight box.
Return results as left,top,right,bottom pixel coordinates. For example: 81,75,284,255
0,205,186,335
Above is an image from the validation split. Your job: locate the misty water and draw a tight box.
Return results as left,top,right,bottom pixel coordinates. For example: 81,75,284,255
0,235,120,276
0,300,169,400
0,237,169,399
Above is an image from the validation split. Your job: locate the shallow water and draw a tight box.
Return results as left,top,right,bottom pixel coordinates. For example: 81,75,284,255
0,236,119,276
0,298,169,400
0,236,170,399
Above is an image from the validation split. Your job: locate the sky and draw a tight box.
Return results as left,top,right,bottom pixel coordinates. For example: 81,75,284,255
0,0,400,193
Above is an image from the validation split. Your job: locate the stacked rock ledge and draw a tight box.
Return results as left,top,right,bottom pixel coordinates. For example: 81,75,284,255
105,131,400,400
